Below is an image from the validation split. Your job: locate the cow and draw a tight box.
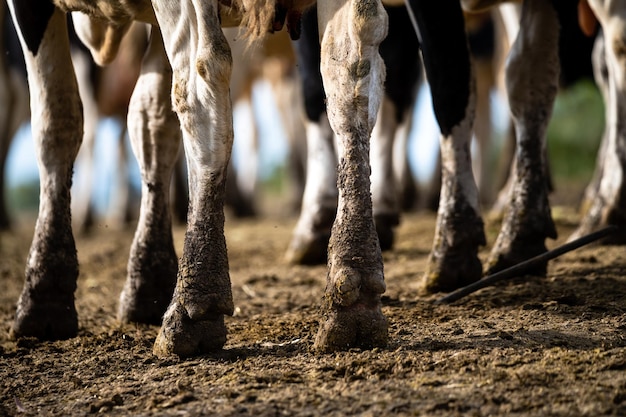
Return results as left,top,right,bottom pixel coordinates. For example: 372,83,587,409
7,0,405,357
1,9,293,232
21,0,605,358
287,0,616,300
285,4,423,264
0,8,147,233
459,0,626,278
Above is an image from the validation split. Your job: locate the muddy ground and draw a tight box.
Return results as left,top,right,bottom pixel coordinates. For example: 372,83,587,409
1,195,626,416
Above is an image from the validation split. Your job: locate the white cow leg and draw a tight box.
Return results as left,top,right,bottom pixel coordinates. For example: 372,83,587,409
152,1,234,357
370,4,422,250
118,28,180,325
486,0,558,275
370,96,400,250
413,0,485,293
286,8,337,265
313,0,388,352
572,30,609,238
393,116,417,212
573,5,626,242
71,46,98,234
107,124,134,227
286,114,338,264
9,7,83,339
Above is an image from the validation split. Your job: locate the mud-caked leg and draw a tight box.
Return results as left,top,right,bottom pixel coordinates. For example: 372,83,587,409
485,0,559,274
313,0,388,352
8,5,82,340
152,2,234,357
118,28,180,325
412,0,485,293
572,4,626,243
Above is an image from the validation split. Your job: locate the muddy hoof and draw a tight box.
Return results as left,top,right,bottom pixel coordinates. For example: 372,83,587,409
313,303,388,353
421,248,483,294
485,241,548,276
153,302,227,358
11,296,78,341
375,213,399,251
285,232,329,265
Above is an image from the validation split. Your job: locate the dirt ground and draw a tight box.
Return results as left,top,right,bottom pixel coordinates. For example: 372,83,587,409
1,195,626,416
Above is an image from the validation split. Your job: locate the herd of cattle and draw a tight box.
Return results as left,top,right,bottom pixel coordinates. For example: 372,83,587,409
1,0,624,357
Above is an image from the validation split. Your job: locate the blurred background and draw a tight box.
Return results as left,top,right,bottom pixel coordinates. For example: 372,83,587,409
1,4,605,229
4,79,603,219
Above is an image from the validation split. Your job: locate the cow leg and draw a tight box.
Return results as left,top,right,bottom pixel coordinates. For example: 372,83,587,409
286,114,338,264
70,45,98,234
152,1,234,357
8,4,82,339
370,97,401,250
370,5,421,250
571,30,609,238
485,0,559,274
107,124,134,227
117,28,180,325
572,4,626,242
313,0,388,352
286,8,338,265
412,0,485,293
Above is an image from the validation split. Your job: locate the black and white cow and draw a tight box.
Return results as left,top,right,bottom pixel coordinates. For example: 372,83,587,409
285,3,423,264
7,0,398,357
461,0,626,279
12,0,617,358
0,7,147,233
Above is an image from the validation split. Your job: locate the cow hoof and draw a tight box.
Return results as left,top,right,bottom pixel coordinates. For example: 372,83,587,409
421,248,482,293
118,277,176,325
313,304,388,353
118,290,168,326
11,297,78,341
120,235,178,324
285,232,329,265
570,207,626,245
485,240,548,276
153,302,227,358
374,213,399,251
